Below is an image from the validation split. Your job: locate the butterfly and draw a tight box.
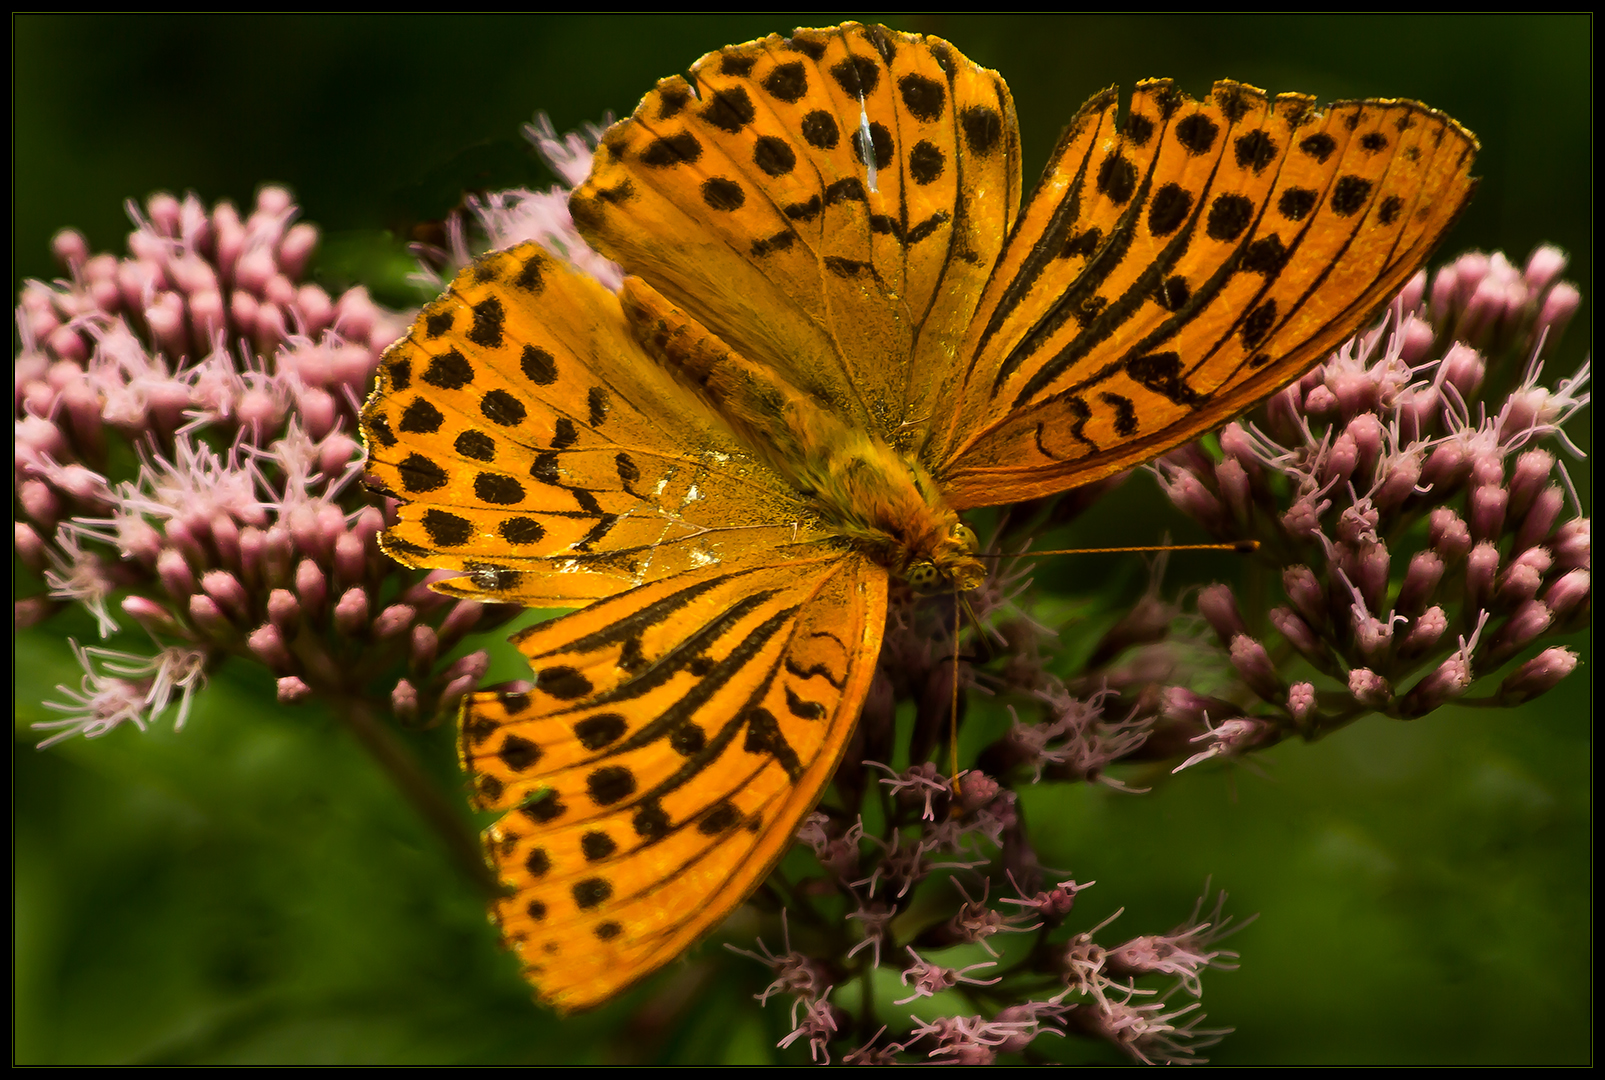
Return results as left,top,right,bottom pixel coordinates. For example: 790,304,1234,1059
359,22,1477,1011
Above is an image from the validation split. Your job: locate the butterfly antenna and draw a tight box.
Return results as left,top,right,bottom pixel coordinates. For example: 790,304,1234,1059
980,540,1259,558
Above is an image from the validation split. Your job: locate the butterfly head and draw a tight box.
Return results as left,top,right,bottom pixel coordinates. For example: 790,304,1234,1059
903,521,985,594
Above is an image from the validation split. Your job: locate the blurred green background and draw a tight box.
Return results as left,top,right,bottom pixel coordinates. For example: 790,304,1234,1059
14,13,1591,1065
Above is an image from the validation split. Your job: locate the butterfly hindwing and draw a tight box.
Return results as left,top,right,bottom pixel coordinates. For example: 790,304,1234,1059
932,81,1478,507
459,551,888,1011
361,243,819,605
570,22,1019,442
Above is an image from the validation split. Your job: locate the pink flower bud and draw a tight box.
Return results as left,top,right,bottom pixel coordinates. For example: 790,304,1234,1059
295,283,334,336
1198,584,1246,644
210,513,241,570
445,649,491,683
1320,432,1359,488
121,595,181,634
318,433,360,481
1399,606,1448,659
18,479,61,528
1439,343,1485,402
333,587,369,636
261,525,294,588
1551,518,1590,572
439,674,478,711
1535,282,1580,350
1465,541,1500,610
1268,607,1323,660
437,600,485,647
373,603,417,639
247,624,295,674
200,569,250,621
229,288,260,335
234,245,276,296
334,286,379,342
1353,610,1395,660
1429,508,1473,563
295,558,327,620
1397,550,1445,615
353,505,384,548
1281,495,1329,540
14,523,48,573
267,588,301,636
1158,466,1224,530
1288,682,1317,722
213,201,245,278
1468,485,1508,543
1353,542,1391,614
1373,449,1424,511
1438,261,1463,322
1337,503,1380,546
264,273,296,309
294,385,338,442
1495,560,1544,610
1348,667,1393,707
277,223,318,279
1218,423,1260,476
1420,441,1469,491
146,291,188,359
1498,646,1578,705
1542,569,1590,620
1282,565,1327,625
1346,413,1383,479
51,227,90,271
254,301,287,356
157,547,197,599
1398,269,1427,314
237,386,283,444
14,597,57,628
1303,383,1337,415
277,675,312,704
1397,312,1435,365
1265,385,1303,443
1523,244,1568,293
1215,457,1251,521
333,532,366,589
188,593,233,639
410,624,439,673
1229,634,1281,699
1326,366,1374,416
188,288,226,343
1160,686,1214,725
1507,449,1555,519
1514,486,1564,554
1482,600,1553,666
392,678,419,722
1401,652,1472,716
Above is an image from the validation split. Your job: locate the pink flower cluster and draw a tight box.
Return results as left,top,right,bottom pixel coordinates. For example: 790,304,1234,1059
14,187,512,747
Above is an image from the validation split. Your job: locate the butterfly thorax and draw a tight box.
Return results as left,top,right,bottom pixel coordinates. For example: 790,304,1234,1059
623,277,985,593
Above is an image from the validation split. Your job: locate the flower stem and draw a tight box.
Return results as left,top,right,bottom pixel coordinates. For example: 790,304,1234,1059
336,696,498,897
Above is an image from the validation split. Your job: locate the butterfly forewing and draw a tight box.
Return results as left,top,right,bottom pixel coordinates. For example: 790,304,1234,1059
461,551,887,1010
361,244,818,605
933,81,1477,507
571,22,1019,442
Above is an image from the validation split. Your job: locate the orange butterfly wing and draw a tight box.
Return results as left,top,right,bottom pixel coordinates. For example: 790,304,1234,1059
929,80,1478,507
462,550,884,1011
571,22,1019,444
361,245,888,1009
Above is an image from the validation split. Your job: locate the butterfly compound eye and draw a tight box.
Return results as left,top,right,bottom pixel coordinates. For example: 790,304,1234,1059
952,523,979,554
906,561,941,590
